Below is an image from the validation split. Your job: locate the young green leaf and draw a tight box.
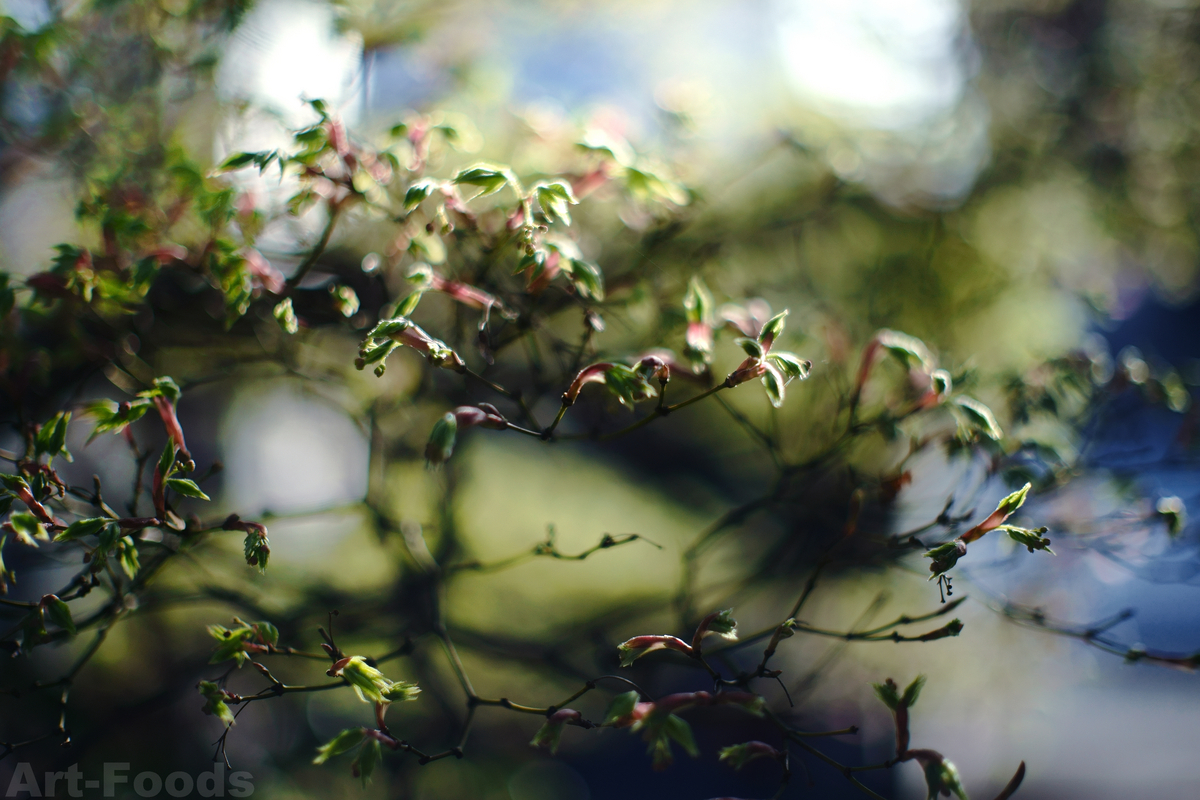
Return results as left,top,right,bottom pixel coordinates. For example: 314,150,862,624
381,680,421,703
54,517,109,543
7,513,48,547
0,534,13,593
96,522,122,553
157,440,178,480
251,620,279,647
530,719,566,754
995,482,1031,517
305,97,329,118
767,352,812,382
624,165,689,206
20,607,47,652
877,329,934,372
515,248,546,277
683,276,713,325
696,608,738,641
530,709,582,754
395,289,425,317
208,624,254,666
761,362,786,408
86,400,151,440
535,180,578,225
216,151,260,172
873,678,900,711
998,525,1054,554
452,163,511,197
116,537,140,578
335,656,395,704
923,757,969,800
216,150,279,174
41,595,75,635
924,540,967,578
351,738,381,786
663,714,699,758
165,478,210,501
757,310,788,349
564,258,605,300
718,741,782,770
198,681,236,728
952,396,1003,441
36,411,72,463
287,188,318,217
313,728,366,765
959,482,1032,545
244,530,270,574
578,129,636,167
602,691,640,726
1156,496,1186,537
142,376,182,403
366,316,413,339
735,337,764,359
901,674,926,708
601,364,658,409
403,178,438,212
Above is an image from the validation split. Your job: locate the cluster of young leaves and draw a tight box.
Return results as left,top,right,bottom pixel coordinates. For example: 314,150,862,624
725,309,811,408
86,377,177,440
0,367,280,680
576,610,761,770
924,483,1053,581
0,410,73,595
507,586,1008,797
562,358,666,412
199,626,423,785
604,691,698,770
198,681,239,729
402,161,605,303
0,69,1098,799
52,515,141,581
873,676,1025,800
212,99,635,351
0,413,73,568
416,276,816,462
594,687,767,772
23,137,264,323
308,657,422,784
0,410,96,650
207,619,281,667
0,98,686,775
330,656,422,706
356,315,464,378
852,328,1004,446
334,108,628,323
